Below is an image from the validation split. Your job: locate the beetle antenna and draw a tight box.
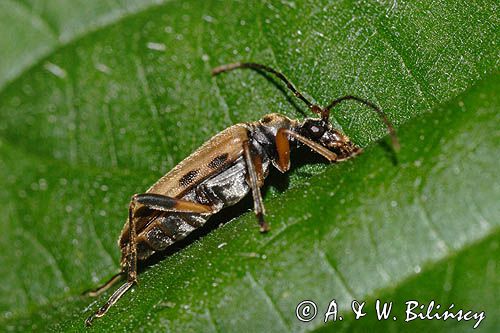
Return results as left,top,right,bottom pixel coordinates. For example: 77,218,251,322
213,63,399,151
323,95,400,151
212,62,323,117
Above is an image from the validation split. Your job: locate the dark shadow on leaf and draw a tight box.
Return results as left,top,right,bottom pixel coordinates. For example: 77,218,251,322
379,138,399,166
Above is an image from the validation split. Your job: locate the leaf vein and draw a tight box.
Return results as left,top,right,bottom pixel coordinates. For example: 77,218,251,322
86,212,116,269
246,271,290,331
103,104,119,168
4,0,59,39
17,226,70,291
372,20,434,108
134,52,169,150
416,196,451,253
318,250,356,299
205,308,220,333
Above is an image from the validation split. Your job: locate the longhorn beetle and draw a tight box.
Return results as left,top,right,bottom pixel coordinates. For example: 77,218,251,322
84,62,399,325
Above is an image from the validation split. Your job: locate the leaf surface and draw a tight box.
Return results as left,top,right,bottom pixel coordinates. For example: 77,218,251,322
0,1,498,332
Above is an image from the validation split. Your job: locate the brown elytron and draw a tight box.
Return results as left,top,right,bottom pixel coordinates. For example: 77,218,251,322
84,62,399,325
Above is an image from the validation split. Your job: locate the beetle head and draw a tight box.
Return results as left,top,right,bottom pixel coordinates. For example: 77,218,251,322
300,118,362,159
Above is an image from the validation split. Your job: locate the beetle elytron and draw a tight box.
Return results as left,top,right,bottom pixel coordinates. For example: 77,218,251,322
85,62,398,325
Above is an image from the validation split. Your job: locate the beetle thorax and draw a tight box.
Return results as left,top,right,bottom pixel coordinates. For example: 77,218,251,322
257,113,298,133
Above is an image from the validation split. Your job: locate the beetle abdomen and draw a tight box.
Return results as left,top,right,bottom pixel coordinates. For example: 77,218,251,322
199,157,251,206
133,158,254,261
143,215,196,248
135,212,210,260
133,151,272,263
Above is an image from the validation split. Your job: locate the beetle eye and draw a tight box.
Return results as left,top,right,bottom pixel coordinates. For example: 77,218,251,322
305,121,325,139
310,125,320,134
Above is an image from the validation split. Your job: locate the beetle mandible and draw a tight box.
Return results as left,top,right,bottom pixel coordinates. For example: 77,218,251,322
84,62,399,325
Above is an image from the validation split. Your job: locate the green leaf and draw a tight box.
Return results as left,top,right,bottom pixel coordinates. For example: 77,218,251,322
0,1,498,332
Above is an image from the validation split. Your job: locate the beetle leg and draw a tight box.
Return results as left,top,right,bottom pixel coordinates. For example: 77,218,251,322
243,140,269,233
131,193,213,214
126,194,213,284
126,198,139,284
83,271,124,297
126,194,214,283
85,280,135,326
276,127,341,171
282,129,340,162
275,128,292,172
85,194,215,326
251,151,265,187
85,201,140,326
326,141,363,161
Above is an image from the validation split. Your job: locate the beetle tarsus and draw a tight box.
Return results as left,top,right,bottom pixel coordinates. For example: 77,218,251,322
258,214,270,233
85,280,136,326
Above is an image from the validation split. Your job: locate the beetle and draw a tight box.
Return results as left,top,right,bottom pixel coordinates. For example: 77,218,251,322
84,62,399,325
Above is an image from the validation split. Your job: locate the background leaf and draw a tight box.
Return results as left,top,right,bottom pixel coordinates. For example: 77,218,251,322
0,0,498,332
